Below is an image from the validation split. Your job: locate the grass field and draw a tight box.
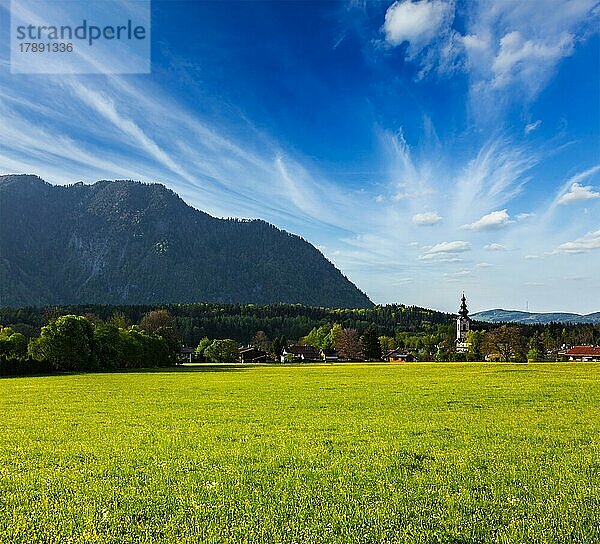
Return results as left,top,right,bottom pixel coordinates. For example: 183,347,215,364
0,363,598,543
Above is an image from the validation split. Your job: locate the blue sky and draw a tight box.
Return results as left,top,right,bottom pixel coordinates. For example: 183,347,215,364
0,0,599,313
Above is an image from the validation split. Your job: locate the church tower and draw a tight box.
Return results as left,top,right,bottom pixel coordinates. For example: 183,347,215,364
456,293,471,353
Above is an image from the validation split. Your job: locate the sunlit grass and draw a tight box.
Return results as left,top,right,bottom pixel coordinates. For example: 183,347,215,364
1,363,598,543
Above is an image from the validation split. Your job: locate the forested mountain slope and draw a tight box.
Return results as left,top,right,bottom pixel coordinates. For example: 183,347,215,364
0,175,372,308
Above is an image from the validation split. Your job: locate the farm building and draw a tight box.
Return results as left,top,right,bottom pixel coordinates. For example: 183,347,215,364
179,346,194,363
283,345,320,362
561,346,600,362
239,347,268,363
320,349,339,362
382,349,415,362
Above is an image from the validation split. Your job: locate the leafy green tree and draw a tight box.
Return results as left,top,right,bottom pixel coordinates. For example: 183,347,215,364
109,311,130,329
28,315,95,371
435,333,456,362
0,327,27,358
195,337,212,362
527,348,541,362
118,326,169,368
379,335,395,353
324,323,343,350
272,336,287,360
421,334,437,361
154,325,181,361
301,324,331,349
140,309,181,361
118,327,145,368
467,330,486,361
252,330,271,352
93,322,122,369
360,324,382,360
204,339,240,363
528,333,546,361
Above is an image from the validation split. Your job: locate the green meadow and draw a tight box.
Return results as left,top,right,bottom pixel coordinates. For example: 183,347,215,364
0,363,598,543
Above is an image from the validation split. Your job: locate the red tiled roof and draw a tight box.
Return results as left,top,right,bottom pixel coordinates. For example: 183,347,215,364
565,346,600,356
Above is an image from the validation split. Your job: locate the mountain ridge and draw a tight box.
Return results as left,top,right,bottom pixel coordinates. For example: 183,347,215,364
472,309,600,325
0,174,373,309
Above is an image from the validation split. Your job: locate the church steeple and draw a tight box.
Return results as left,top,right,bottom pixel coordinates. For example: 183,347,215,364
456,293,471,353
459,292,469,319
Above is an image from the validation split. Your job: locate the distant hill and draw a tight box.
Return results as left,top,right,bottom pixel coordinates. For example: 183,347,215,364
0,174,373,308
472,309,600,325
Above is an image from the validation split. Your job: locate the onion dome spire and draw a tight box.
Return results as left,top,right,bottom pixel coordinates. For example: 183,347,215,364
459,293,469,318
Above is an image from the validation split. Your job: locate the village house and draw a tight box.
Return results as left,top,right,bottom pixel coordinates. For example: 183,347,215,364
179,346,194,363
282,345,320,362
560,346,600,362
382,349,415,362
320,348,338,362
239,346,268,364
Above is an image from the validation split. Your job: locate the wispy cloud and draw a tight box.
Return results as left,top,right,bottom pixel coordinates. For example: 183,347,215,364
524,120,542,134
70,82,194,183
424,240,471,255
443,269,472,280
516,212,535,221
484,243,508,251
418,254,463,263
491,31,573,91
452,139,536,223
547,164,600,214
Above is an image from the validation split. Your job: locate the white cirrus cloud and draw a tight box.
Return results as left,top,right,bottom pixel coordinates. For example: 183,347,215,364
516,212,535,221
557,229,600,253
412,211,443,226
524,120,542,134
484,243,507,251
461,209,514,230
452,139,536,224
558,182,600,204
426,240,471,254
443,269,472,280
476,262,493,268
391,277,415,285
383,0,454,56
418,254,463,263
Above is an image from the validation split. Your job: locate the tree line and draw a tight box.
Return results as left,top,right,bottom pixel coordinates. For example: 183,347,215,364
0,309,181,376
0,302,454,347
1,303,599,373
